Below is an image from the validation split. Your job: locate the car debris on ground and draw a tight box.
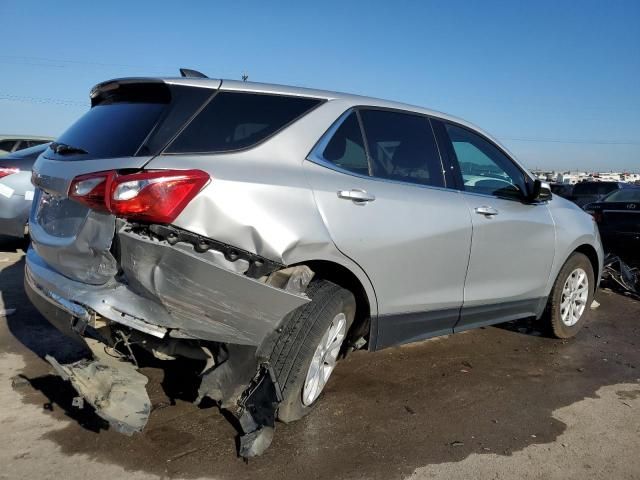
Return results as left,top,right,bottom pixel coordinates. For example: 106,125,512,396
602,254,640,300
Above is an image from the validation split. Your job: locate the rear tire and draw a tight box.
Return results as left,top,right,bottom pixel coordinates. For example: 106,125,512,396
269,280,355,423
543,252,595,339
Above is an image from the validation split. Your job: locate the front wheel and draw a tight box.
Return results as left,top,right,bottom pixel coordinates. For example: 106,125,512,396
543,252,595,339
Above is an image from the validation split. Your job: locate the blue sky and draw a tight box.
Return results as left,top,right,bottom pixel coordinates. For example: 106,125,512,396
1,0,638,171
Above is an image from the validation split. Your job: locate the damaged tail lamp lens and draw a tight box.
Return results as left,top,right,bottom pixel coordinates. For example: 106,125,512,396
69,169,210,223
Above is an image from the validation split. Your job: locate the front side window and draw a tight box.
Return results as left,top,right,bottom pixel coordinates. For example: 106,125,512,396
321,112,369,175
359,109,444,187
444,123,526,199
167,92,322,153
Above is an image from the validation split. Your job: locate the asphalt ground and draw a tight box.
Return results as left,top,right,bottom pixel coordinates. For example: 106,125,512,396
1,235,638,480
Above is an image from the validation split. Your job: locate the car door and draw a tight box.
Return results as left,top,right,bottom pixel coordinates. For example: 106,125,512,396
304,108,472,349
434,120,555,331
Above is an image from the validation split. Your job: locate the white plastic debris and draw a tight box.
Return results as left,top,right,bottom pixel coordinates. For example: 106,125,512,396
590,300,600,309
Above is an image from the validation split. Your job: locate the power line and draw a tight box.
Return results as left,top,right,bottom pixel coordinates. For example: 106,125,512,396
0,55,237,77
0,54,173,72
501,137,640,146
0,93,87,108
1,88,638,147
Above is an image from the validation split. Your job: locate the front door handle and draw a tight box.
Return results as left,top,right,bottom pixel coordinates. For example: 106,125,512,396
475,205,499,216
337,189,376,203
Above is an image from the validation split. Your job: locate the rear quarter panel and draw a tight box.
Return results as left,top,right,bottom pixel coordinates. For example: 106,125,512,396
146,99,379,315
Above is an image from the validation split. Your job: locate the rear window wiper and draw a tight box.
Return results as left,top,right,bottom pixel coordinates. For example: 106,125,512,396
50,142,88,155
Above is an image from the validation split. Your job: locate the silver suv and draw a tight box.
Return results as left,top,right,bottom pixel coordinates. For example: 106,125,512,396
25,75,603,456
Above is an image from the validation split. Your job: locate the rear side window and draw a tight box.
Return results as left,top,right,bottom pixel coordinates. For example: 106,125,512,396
359,109,444,187
321,112,369,175
166,92,322,153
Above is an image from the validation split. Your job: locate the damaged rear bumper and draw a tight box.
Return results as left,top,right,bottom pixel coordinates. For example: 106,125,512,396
25,227,315,455
25,229,310,346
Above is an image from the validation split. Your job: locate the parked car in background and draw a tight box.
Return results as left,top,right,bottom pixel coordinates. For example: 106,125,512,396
0,135,52,156
566,181,631,207
0,143,49,237
584,188,640,258
549,182,574,198
24,75,603,457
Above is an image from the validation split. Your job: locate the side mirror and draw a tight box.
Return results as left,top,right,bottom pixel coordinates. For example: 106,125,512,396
528,179,552,203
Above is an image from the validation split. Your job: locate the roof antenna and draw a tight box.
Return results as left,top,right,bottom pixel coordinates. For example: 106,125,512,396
179,68,208,79
241,72,249,82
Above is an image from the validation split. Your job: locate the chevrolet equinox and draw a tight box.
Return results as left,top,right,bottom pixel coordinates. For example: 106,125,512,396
25,73,603,456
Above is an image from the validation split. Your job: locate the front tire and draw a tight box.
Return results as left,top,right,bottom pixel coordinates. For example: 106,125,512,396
269,279,355,423
543,252,595,339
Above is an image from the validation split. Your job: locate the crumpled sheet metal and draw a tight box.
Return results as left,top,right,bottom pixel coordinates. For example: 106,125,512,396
603,254,640,299
118,230,310,344
27,247,175,336
30,195,118,285
26,229,310,345
158,151,347,265
45,338,151,434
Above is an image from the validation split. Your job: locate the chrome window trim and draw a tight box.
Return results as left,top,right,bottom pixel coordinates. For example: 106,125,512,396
459,189,550,205
307,107,453,193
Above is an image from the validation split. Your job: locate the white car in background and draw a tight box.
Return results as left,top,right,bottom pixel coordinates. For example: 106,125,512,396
0,135,52,156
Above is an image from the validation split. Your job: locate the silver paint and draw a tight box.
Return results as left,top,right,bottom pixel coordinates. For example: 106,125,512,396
26,77,603,350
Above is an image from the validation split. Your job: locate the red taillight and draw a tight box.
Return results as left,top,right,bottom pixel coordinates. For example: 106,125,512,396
586,210,603,223
0,167,19,179
68,169,210,223
69,172,109,212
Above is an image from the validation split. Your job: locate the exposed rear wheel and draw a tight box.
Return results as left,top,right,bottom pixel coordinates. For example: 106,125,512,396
543,252,595,338
269,279,355,423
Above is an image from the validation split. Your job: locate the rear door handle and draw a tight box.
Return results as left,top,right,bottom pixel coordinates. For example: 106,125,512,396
475,205,499,216
337,189,376,203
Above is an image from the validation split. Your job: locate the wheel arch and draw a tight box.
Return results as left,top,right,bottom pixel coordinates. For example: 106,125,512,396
291,259,376,349
573,243,601,285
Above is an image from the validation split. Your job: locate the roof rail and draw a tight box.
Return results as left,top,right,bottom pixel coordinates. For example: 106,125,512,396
179,68,208,79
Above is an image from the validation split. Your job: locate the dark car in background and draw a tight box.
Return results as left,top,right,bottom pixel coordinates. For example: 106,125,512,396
567,181,631,207
584,188,640,261
0,143,49,237
549,182,574,199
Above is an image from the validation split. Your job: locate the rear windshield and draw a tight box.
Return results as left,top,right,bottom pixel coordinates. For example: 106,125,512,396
603,188,640,202
572,182,618,195
165,92,322,154
51,102,165,160
44,83,212,161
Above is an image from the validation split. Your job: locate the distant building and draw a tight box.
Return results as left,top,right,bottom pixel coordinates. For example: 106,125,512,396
531,170,560,182
530,169,639,184
622,172,640,183
558,171,588,184
590,172,622,182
